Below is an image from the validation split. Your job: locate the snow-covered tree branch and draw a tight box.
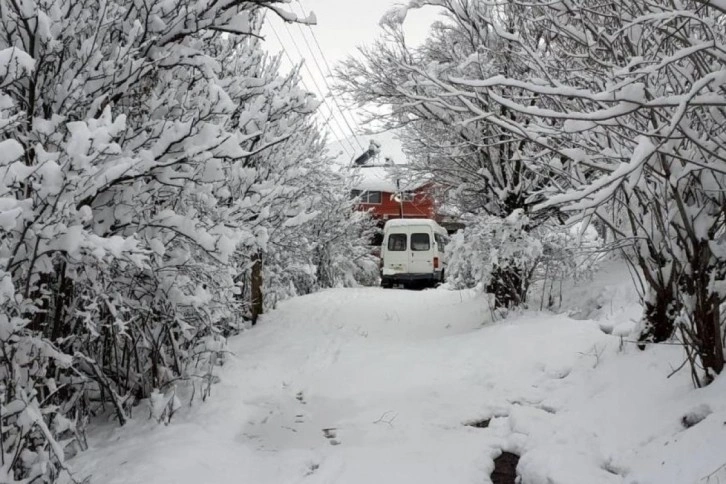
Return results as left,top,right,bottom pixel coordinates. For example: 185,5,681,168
0,1,374,481
339,0,726,383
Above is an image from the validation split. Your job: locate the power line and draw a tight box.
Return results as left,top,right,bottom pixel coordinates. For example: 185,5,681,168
269,23,352,160
276,19,360,158
268,22,355,160
294,0,364,137
293,0,365,152
280,21,358,157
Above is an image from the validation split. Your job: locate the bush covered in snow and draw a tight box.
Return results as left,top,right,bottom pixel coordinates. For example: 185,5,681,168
446,211,542,305
0,1,370,481
532,222,603,310
261,179,379,309
447,211,602,308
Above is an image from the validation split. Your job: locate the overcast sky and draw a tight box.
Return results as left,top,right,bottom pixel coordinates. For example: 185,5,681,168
261,1,441,160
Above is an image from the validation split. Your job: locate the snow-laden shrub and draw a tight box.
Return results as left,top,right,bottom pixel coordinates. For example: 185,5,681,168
0,309,77,483
447,212,602,309
336,250,380,288
262,201,379,310
148,388,182,425
0,0,360,481
307,209,380,290
531,222,603,310
446,211,542,301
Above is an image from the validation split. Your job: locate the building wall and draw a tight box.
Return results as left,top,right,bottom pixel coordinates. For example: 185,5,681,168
356,186,436,220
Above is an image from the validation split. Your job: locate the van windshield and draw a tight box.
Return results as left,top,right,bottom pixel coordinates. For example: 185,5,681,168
387,233,407,251
411,233,430,251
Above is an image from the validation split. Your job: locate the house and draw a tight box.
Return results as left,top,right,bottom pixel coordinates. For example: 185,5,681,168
351,165,436,221
343,137,463,236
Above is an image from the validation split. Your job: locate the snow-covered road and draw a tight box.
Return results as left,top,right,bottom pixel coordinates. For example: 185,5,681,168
68,276,726,484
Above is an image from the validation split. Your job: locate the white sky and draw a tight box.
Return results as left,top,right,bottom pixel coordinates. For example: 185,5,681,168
260,1,441,161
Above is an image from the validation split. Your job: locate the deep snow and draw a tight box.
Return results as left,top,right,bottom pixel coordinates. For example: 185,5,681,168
65,262,726,484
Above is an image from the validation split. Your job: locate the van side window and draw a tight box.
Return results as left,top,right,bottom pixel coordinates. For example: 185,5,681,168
411,233,430,251
388,233,407,251
434,233,448,248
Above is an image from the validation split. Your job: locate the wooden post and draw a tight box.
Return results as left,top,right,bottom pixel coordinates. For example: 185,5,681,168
250,253,263,326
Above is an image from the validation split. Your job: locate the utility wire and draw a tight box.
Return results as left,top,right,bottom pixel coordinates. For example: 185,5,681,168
268,22,355,160
277,20,359,158
294,0,364,137
293,0,365,152
281,23,358,158
269,23,352,159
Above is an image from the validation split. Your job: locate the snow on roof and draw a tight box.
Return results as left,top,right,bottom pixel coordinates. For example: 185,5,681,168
384,218,444,229
350,165,429,193
351,166,397,192
327,129,432,193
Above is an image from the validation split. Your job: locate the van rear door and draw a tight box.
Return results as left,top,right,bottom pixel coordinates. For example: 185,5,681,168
384,231,409,274
408,227,433,274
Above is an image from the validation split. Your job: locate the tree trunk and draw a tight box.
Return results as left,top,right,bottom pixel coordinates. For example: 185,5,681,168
250,253,263,326
486,265,525,309
51,261,72,342
698,293,724,379
638,286,679,345
683,241,725,383
315,245,333,289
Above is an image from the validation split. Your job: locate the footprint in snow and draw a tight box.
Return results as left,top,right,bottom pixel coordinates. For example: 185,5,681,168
322,428,341,445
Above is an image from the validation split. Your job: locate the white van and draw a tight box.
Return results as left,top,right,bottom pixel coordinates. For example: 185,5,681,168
380,218,448,288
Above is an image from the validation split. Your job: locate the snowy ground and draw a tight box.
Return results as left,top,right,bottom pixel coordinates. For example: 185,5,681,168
65,262,726,484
